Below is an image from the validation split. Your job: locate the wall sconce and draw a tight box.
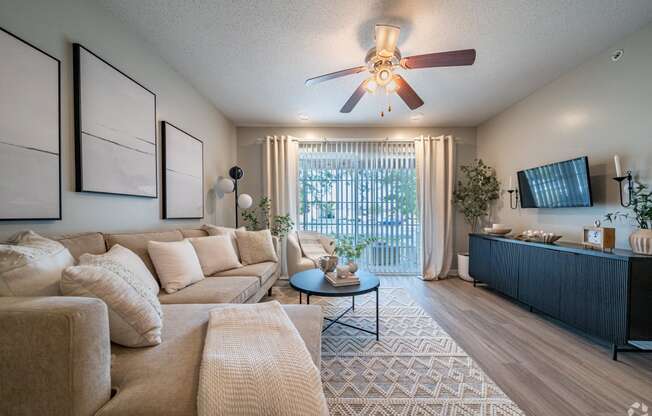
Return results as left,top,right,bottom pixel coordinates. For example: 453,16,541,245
612,155,634,208
506,175,519,209
218,166,253,227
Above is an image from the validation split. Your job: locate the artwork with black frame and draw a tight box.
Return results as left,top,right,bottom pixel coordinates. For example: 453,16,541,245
161,122,204,219
0,27,61,220
73,43,157,198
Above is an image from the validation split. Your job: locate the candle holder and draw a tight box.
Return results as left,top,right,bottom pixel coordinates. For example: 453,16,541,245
613,170,634,208
507,189,519,209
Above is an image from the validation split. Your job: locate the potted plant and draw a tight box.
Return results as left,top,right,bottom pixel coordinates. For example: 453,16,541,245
605,182,652,255
240,196,293,239
334,236,377,273
452,159,500,281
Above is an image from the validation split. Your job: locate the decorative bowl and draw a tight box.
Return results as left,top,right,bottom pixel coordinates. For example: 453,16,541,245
516,234,562,244
484,227,511,236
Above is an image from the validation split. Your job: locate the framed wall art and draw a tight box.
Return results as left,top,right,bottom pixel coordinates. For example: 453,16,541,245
161,122,204,219
0,27,61,220
73,43,157,198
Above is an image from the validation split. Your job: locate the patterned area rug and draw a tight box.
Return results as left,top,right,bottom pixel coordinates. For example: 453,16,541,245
272,286,525,416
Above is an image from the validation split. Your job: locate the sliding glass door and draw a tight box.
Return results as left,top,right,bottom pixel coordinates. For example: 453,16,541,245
298,141,420,275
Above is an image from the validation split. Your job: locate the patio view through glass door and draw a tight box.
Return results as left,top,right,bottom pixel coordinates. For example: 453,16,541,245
298,141,420,275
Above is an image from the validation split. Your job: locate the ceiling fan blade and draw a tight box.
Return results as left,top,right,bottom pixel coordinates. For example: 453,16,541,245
401,49,476,69
375,24,400,58
393,75,424,110
340,81,367,113
305,66,367,86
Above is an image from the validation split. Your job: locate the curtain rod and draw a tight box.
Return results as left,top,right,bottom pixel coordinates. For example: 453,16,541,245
254,137,462,144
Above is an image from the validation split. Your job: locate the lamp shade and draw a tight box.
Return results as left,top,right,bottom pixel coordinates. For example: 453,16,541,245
237,193,253,209
217,178,234,193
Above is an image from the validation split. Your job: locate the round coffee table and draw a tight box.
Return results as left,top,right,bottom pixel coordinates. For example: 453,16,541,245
289,268,380,340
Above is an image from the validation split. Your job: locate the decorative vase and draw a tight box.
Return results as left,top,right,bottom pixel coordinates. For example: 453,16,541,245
347,261,358,274
629,229,652,255
457,253,473,282
318,255,338,273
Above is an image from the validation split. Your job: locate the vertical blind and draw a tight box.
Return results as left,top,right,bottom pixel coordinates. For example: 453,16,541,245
298,141,420,274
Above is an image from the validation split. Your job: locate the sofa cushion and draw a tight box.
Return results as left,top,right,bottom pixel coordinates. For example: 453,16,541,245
201,225,243,257
179,228,208,238
213,262,278,286
188,236,242,275
158,276,260,305
0,231,75,296
55,232,107,260
61,264,163,347
148,240,204,294
235,229,279,265
105,230,184,279
79,244,159,296
98,303,322,416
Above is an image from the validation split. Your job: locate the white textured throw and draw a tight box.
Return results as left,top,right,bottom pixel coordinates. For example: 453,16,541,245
297,231,329,267
198,301,329,416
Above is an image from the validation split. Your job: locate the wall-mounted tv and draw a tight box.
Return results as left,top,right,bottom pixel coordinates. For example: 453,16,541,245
517,156,593,208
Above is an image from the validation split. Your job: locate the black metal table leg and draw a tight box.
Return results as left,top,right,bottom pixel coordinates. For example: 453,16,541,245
299,292,302,304
307,294,310,304
352,296,355,311
376,288,379,341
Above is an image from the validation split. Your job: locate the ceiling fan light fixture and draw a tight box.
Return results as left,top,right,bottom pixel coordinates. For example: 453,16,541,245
386,78,398,93
375,24,400,58
364,78,378,93
375,67,393,86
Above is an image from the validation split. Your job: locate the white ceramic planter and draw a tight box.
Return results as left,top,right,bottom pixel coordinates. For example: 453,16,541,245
457,253,473,282
630,229,652,255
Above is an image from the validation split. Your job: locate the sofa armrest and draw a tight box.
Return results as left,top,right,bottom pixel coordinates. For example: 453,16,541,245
286,232,304,277
0,297,112,416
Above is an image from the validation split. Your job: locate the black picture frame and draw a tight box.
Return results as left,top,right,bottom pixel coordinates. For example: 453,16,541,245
73,43,158,198
161,121,204,219
0,26,61,221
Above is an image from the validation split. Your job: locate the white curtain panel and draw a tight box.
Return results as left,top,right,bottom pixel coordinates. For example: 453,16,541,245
263,135,299,276
415,135,455,280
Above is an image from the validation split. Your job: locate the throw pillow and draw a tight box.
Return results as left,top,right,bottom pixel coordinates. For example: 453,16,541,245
79,244,159,296
188,236,242,275
235,229,279,265
0,230,75,296
61,264,163,347
201,224,245,257
147,240,204,293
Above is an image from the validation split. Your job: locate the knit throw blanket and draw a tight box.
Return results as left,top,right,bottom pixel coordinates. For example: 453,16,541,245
197,301,329,416
297,231,330,267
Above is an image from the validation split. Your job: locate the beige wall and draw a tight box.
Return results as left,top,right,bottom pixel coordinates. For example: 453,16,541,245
0,0,237,241
477,23,652,248
237,126,477,266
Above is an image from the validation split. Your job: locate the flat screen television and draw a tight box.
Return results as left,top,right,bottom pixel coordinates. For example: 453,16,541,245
517,156,593,208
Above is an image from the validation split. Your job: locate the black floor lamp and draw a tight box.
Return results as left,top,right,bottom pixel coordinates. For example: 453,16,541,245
217,165,253,227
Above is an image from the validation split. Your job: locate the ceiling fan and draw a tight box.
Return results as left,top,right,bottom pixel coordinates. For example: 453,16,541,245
305,24,476,115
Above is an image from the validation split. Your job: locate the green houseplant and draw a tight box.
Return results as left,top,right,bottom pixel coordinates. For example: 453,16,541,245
452,159,500,281
334,236,377,272
240,196,294,239
605,182,652,255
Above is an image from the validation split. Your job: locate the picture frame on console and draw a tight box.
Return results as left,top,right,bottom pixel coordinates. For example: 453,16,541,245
73,43,157,198
161,122,204,219
0,27,61,221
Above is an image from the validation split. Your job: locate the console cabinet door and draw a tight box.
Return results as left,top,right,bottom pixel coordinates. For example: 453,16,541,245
489,240,520,298
518,247,572,317
469,236,492,284
559,255,629,344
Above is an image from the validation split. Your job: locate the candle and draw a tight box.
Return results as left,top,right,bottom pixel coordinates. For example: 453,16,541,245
614,155,623,177
508,176,513,190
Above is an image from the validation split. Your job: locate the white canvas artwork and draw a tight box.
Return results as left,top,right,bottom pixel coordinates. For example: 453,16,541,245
0,28,60,220
74,44,157,197
162,122,203,219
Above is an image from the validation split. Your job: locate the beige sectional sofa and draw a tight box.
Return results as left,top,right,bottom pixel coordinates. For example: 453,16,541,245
0,227,323,416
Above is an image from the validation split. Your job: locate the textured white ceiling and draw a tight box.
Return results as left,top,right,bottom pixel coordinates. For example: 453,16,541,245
96,0,652,127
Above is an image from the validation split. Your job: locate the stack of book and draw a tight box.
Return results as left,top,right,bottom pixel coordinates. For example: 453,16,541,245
325,272,360,287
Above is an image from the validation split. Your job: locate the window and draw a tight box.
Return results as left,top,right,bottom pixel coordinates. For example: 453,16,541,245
298,141,420,274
